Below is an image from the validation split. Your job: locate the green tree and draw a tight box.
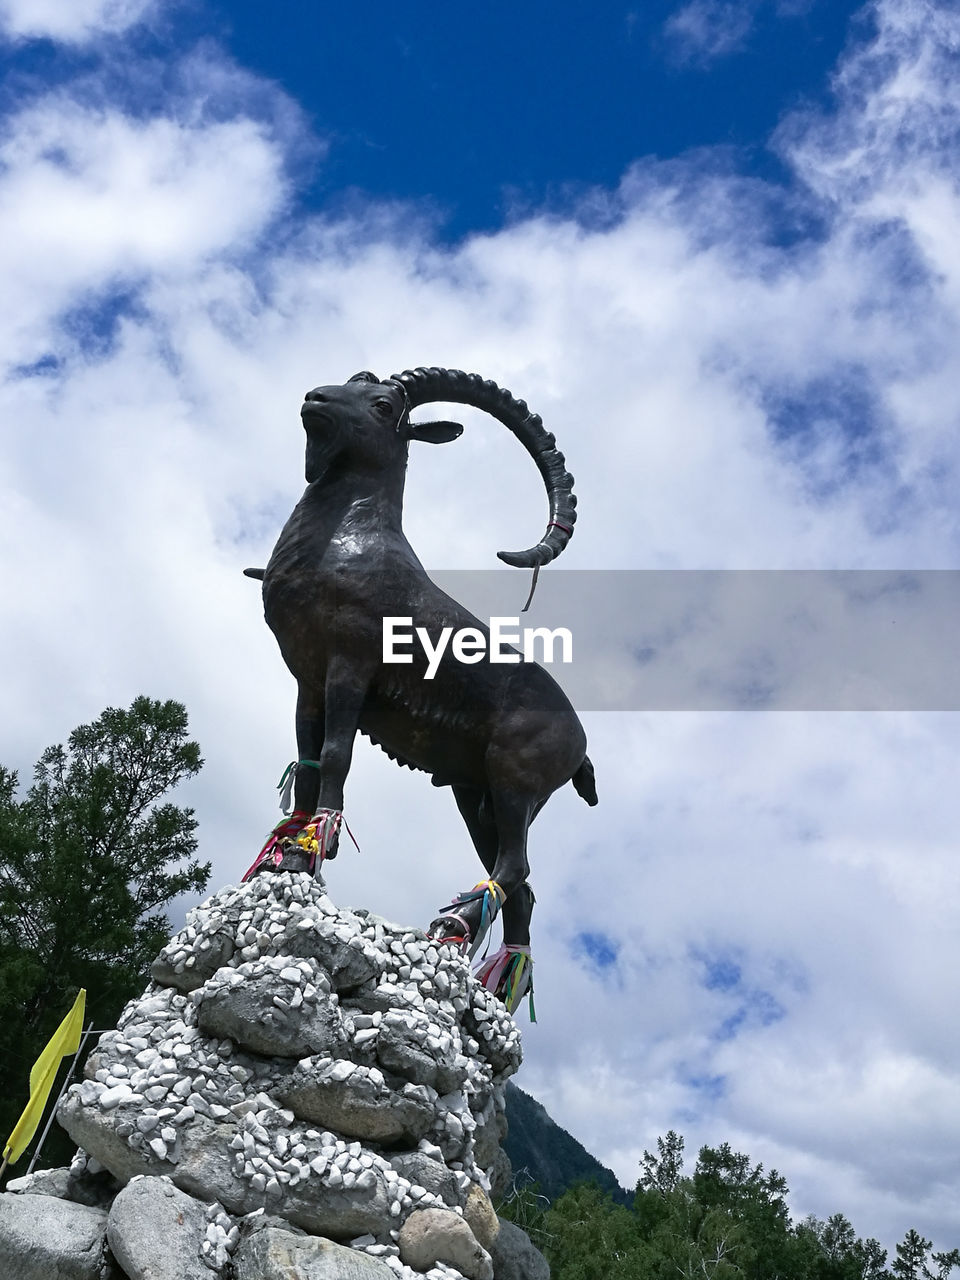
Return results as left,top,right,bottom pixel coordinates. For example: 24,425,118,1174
639,1129,685,1196
932,1251,960,1280
795,1213,891,1280
689,1142,793,1278
894,1230,934,1280
857,1235,895,1280
0,697,209,1173
892,1229,960,1280
539,1132,929,1280
544,1182,654,1280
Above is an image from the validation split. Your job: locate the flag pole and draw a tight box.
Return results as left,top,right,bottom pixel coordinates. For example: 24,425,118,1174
25,1019,96,1177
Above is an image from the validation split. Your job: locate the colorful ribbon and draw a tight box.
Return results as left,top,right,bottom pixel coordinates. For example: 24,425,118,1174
435,879,506,958
475,943,536,1021
242,809,311,881
277,759,322,814
295,808,341,877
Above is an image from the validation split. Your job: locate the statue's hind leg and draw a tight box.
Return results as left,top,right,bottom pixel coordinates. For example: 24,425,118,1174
500,883,534,947
431,787,538,1015
430,785,500,951
474,799,538,1017
454,784,498,880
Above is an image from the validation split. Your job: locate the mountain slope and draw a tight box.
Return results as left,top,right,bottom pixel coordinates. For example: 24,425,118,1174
503,1081,632,1206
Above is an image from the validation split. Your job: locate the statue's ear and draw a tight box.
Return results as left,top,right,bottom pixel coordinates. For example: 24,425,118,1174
405,420,463,444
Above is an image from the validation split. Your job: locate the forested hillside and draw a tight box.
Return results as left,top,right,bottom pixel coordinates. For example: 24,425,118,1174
499,1128,960,1280
503,1082,630,1205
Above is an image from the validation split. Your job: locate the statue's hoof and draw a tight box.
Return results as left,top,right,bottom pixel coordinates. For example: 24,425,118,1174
244,841,316,880
430,881,504,959
428,915,470,950
276,845,315,875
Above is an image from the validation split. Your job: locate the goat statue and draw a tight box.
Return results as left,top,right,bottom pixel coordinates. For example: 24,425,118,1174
243,367,597,1015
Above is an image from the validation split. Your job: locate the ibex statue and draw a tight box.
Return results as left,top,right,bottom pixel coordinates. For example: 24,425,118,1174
244,367,596,1013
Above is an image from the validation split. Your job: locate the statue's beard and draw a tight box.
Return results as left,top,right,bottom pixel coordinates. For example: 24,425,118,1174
304,434,339,484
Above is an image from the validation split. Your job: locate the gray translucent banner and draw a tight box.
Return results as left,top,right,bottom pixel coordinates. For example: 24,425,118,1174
426,570,960,711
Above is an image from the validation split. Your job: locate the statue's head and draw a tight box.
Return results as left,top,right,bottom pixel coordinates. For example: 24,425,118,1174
300,371,462,483
299,366,579,569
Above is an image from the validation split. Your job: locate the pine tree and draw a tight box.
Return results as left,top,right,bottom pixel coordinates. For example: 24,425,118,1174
639,1129,685,1196
892,1230,960,1280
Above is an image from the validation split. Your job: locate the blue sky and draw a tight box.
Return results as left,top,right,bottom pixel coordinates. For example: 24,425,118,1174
0,0,871,241
1,0,960,1257
198,0,868,239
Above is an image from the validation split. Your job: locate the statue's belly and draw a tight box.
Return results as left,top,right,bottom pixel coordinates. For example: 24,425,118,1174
359,697,486,786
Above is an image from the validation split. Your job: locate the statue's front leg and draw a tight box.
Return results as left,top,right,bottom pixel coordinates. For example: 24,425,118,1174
287,662,370,875
312,659,367,816
242,690,325,881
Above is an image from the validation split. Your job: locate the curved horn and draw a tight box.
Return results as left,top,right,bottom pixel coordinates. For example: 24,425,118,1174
387,367,577,568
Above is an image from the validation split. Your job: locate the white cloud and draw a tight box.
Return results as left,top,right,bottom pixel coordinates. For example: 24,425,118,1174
664,0,758,63
1,0,960,1253
662,0,816,64
0,0,158,44
0,96,289,369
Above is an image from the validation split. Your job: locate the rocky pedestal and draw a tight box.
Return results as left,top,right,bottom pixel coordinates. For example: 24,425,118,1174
0,872,549,1280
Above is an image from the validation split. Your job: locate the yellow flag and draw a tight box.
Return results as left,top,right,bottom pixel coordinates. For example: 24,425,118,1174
3,989,86,1165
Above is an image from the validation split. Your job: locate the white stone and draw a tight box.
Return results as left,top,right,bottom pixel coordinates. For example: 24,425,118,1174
99,1084,132,1110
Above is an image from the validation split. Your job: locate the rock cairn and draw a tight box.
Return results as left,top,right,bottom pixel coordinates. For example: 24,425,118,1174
0,872,549,1280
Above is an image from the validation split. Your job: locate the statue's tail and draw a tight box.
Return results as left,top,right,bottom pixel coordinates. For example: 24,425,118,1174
572,755,598,806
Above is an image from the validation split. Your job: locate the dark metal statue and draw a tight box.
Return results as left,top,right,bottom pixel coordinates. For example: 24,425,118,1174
244,367,597,1014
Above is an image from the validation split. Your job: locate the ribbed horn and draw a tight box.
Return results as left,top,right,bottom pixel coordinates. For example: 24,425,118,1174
387,367,577,568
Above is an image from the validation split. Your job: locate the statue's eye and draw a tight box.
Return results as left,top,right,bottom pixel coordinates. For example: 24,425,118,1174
373,399,394,419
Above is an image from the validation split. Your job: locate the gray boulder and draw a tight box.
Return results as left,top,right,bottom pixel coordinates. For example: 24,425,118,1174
150,892,244,992
489,1217,550,1280
269,919,383,992
389,1151,460,1206
463,1009,517,1077
234,1225,394,1279
63,1095,396,1243
197,967,346,1058
59,1092,177,1184
5,1163,120,1211
463,1183,500,1252
278,1060,434,1145
375,1024,441,1088
473,1104,506,1173
375,1024,466,1095
151,929,234,992
62,1100,379,1239
175,1119,393,1243
5,1167,72,1198
0,1192,109,1280
106,1178,209,1280
488,1146,513,1202
174,1118,251,1208
399,1207,494,1280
